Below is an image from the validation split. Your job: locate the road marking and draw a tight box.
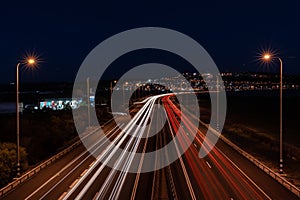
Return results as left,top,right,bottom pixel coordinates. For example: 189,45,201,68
167,116,197,200
80,169,88,177
58,192,68,200
182,108,272,199
24,172,60,200
23,127,105,200
218,149,272,200
206,161,212,169
40,124,123,199
89,160,96,168
24,124,120,200
69,179,79,189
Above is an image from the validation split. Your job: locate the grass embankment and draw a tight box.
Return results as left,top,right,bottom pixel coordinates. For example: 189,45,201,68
223,122,300,187
197,92,300,187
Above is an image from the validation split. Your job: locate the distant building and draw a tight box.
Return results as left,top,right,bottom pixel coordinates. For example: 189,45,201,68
39,98,82,110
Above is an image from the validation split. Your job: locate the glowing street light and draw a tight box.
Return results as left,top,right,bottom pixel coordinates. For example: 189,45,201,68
16,57,37,177
110,80,117,95
263,54,271,60
262,52,284,174
27,58,35,65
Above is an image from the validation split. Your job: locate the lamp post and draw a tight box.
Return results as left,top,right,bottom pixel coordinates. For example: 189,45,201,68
87,77,90,128
263,53,283,174
216,74,220,132
123,82,128,105
16,58,36,177
110,80,116,95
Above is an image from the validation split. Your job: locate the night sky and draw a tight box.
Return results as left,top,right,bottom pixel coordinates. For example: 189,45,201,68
1,0,299,83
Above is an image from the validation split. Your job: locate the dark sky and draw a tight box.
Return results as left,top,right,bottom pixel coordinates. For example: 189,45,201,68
1,0,299,83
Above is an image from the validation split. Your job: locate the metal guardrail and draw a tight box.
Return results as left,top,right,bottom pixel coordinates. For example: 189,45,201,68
0,125,103,198
199,119,300,198
1,114,299,198
181,104,300,198
219,134,300,198
0,139,82,198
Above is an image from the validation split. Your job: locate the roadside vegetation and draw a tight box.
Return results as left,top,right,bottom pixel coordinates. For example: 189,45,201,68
0,143,27,187
0,106,111,188
196,92,300,187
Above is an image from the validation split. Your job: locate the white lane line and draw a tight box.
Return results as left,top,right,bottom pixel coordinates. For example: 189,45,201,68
89,160,96,168
110,101,156,200
69,179,79,189
70,98,158,200
101,100,155,199
64,95,172,200
218,149,272,200
80,169,88,177
166,112,197,200
24,127,103,200
181,105,272,199
132,102,159,200
58,192,68,200
24,172,60,200
26,124,120,200
206,161,212,169
193,143,197,148
40,125,121,199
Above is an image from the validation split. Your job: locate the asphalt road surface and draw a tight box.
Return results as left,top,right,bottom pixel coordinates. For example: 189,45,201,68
2,94,299,200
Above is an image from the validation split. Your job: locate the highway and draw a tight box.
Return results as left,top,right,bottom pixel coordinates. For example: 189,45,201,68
2,94,299,200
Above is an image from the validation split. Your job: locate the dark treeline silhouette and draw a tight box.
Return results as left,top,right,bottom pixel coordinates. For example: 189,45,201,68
0,106,112,187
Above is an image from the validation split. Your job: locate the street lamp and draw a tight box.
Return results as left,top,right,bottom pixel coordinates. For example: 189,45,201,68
87,77,90,128
263,53,284,174
27,59,35,65
123,82,128,105
16,57,36,177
